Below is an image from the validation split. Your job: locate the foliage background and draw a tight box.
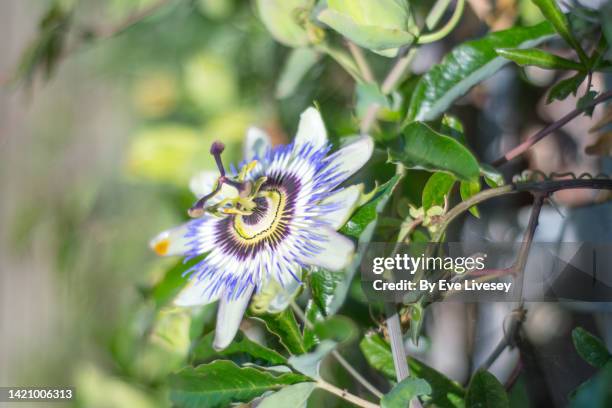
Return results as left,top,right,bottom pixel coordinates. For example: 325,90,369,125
0,0,611,407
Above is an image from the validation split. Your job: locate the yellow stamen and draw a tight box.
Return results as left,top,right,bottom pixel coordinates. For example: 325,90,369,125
153,239,170,256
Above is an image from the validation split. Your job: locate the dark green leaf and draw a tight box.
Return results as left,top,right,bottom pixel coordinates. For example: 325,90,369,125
253,309,308,355
572,327,612,368
303,268,343,349
389,122,481,182
406,22,555,122
191,330,287,366
309,268,344,316
303,300,325,350
168,360,311,408
465,370,509,408
532,0,588,64
422,173,456,210
276,48,319,99
460,180,481,217
381,377,432,408
578,90,598,116
15,3,72,85
570,361,612,408
496,48,583,70
340,174,402,238
360,333,465,408
547,72,586,103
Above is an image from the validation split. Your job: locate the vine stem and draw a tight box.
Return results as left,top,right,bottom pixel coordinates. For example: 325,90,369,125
316,379,379,408
478,194,544,371
492,89,612,166
290,302,384,399
347,40,375,83
434,178,612,242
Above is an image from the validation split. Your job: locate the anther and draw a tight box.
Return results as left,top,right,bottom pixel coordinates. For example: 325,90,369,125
210,141,226,177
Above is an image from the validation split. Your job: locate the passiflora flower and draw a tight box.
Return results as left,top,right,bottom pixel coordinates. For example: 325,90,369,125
150,108,373,350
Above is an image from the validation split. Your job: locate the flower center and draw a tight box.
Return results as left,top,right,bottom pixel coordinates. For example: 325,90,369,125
214,175,300,260
232,189,287,244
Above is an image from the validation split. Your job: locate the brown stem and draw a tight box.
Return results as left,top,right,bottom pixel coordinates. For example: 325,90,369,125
492,90,612,166
316,380,379,408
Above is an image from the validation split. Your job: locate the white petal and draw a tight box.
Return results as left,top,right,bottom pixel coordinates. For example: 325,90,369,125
174,279,221,307
295,107,327,150
318,185,363,230
301,227,354,271
244,127,272,160
149,223,191,256
213,286,254,350
326,135,374,184
189,171,219,198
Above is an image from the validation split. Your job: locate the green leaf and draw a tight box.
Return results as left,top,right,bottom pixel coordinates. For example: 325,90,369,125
318,10,414,55
329,175,401,316
303,300,325,350
191,330,287,366
168,360,311,408
313,315,358,344
276,48,319,99
360,333,465,408
440,114,467,145
389,122,481,182
303,268,343,348
318,0,416,57
496,48,583,70
356,82,390,119
406,22,555,122
547,72,586,103
258,382,316,408
309,267,344,316
289,339,337,378
340,174,402,238
532,0,588,64
253,309,308,355
480,164,505,187
572,327,612,368
148,258,202,308
381,377,432,408
460,180,481,217
422,172,456,210
578,90,598,116
570,361,612,408
465,370,509,408
15,3,72,85
133,308,192,381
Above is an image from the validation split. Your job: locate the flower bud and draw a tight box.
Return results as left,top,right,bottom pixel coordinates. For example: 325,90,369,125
256,0,312,47
318,0,417,57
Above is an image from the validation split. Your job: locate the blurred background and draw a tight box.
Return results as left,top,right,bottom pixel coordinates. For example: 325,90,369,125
1,0,611,407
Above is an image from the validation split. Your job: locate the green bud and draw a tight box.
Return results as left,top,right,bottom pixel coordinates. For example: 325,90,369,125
318,0,417,57
257,0,312,47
